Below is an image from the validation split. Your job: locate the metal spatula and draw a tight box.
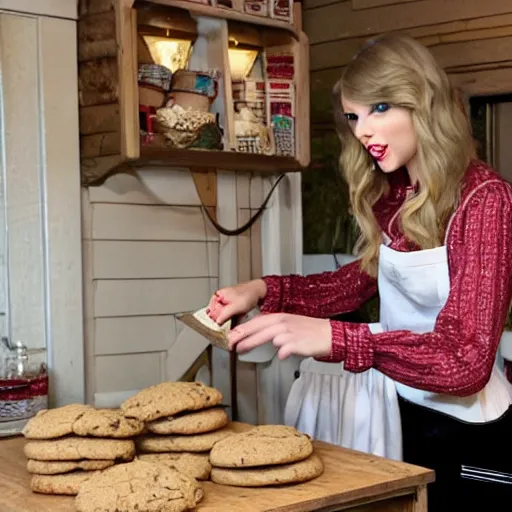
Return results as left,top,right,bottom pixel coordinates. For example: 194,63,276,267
176,306,233,351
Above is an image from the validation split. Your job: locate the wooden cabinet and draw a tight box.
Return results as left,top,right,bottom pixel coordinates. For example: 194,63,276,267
78,0,310,186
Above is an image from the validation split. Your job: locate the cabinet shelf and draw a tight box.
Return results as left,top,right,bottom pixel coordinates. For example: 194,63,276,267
147,0,299,38
78,0,310,186
133,147,304,172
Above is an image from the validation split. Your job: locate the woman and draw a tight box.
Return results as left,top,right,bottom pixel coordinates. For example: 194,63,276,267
207,33,512,508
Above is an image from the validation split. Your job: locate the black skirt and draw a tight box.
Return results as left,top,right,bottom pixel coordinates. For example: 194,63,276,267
398,396,512,511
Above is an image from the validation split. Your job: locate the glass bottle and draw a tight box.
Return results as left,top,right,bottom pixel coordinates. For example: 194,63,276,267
0,338,48,424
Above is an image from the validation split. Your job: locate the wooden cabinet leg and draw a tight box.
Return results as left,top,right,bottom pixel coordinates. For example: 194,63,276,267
412,485,427,512
191,168,217,222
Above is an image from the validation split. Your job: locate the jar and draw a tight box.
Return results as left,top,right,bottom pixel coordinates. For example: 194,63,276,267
0,338,48,426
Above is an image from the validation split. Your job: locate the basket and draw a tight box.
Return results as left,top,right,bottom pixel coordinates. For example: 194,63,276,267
171,70,219,100
138,63,173,91
169,90,211,112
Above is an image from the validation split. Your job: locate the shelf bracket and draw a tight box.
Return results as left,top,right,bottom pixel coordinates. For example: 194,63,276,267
191,168,217,222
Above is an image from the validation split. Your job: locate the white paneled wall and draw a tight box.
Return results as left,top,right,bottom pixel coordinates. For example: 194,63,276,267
0,8,83,407
82,168,303,428
83,171,220,406
91,204,218,241
0,0,77,19
2,14,46,350
92,241,218,279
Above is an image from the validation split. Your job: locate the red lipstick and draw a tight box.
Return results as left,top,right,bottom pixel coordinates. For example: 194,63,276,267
368,144,387,161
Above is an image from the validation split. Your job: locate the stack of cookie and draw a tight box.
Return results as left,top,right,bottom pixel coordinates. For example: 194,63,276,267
121,381,234,480
209,425,324,487
22,404,142,495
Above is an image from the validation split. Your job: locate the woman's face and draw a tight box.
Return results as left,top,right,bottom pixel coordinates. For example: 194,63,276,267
341,96,419,182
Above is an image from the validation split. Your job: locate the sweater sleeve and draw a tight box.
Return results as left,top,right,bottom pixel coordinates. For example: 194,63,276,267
259,259,377,318
323,181,512,397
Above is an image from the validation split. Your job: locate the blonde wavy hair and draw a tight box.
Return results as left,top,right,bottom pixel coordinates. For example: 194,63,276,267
333,32,476,277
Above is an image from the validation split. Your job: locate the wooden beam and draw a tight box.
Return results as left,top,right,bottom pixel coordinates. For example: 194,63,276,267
79,0,116,16
295,31,311,167
309,21,512,72
304,0,512,45
80,104,120,135
116,0,140,160
352,0,419,9
135,147,304,172
191,168,218,222
81,132,122,158
431,35,512,71
78,58,119,106
449,66,512,97
78,10,117,61
303,0,342,11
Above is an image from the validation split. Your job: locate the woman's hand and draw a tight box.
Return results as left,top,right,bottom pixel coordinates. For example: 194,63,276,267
228,313,333,360
207,279,267,325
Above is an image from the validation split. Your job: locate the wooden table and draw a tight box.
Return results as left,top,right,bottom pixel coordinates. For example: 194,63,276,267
0,424,434,512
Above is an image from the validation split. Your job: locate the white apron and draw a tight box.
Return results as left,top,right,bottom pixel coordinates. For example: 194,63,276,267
284,223,512,461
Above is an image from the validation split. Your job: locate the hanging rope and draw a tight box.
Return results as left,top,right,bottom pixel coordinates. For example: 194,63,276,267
200,173,286,236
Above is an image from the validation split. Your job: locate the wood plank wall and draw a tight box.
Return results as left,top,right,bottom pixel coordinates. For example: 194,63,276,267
81,171,263,424
304,0,512,126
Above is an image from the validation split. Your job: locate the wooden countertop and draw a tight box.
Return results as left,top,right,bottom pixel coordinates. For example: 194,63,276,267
0,423,434,512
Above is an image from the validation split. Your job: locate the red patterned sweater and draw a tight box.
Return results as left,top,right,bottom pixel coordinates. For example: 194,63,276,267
260,161,512,397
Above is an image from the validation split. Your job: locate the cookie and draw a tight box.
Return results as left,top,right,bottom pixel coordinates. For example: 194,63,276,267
30,471,99,495
136,426,234,453
209,425,313,468
210,453,324,487
72,408,144,438
75,460,204,512
22,404,93,439
137,453,211,480
121,381,223,422
147,407,229,435
27,459,115,475
22,405,143,439
24,438,135,461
